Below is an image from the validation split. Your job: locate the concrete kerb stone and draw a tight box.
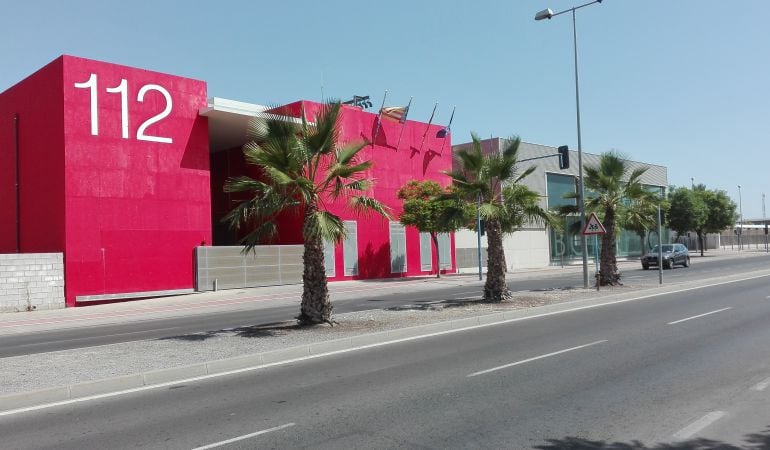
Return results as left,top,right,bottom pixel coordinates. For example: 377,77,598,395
68,374,146,399
142,364,208,386
0,386,70,412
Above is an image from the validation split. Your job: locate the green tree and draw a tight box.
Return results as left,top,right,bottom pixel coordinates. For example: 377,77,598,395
620,192,664,256
397,180,469,278
223,101,390,326
571,151,650,286
668,186,708,252
693,186,738,256
446,133,558,302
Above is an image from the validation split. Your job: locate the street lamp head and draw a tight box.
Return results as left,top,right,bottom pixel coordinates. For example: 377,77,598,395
535,8,554,20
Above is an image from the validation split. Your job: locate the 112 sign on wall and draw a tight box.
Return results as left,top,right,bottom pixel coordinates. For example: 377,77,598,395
74,73,174,144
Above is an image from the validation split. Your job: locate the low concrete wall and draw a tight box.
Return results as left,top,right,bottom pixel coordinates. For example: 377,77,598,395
0,253,65,312
195,245,304,292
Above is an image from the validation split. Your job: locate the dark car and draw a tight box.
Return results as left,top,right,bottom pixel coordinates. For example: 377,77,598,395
641,244,690,270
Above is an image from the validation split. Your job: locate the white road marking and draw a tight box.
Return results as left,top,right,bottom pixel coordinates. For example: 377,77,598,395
751,376,770,391
467,340,608,378
672,411,725,440
192,423,295,449
2,273,770,416
667,307,732,325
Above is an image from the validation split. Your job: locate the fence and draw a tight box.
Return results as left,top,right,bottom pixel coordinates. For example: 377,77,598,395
719,231,770,250
195,245,304,292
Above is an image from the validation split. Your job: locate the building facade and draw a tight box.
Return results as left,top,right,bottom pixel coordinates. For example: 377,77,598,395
1,55,456,307
453,138,669,272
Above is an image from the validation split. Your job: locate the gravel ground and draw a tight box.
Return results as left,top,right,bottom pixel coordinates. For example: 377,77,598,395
0,285,635,395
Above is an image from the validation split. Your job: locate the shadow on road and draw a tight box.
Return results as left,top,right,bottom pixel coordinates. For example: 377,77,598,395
385,298,482,312
533,426,770,449
156,321,299,341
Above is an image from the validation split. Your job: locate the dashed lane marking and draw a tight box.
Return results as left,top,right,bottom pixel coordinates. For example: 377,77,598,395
667,307,732,325
192,423,296,449
673,411,726,440
467,340,608,378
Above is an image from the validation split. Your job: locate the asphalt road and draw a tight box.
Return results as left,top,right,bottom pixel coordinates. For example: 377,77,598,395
1,253,768,358
1,265,769,448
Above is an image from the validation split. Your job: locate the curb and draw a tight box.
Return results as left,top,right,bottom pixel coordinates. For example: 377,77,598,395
3,263,770,414
0,312,513,414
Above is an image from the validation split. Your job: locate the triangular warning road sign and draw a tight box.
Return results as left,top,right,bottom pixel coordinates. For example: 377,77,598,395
582,212,606,235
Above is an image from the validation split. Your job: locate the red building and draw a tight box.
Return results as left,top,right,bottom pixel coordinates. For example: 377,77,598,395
0,56,455,307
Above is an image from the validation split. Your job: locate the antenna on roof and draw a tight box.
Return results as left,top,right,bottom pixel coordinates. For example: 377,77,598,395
320,70,325,103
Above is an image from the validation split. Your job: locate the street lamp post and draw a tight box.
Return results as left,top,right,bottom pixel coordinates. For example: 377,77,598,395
535,0,603,289
762,192,770,253
738,185,743,250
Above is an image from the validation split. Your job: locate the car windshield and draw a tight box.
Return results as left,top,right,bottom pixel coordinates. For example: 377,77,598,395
651,245,674,253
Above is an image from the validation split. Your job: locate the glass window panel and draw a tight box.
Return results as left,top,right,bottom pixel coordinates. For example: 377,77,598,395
420,232,432,271
343,221,358,276
323,239,335,277
389,222,407,273
546,173,576,210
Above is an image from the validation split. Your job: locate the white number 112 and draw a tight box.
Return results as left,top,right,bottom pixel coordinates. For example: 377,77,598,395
74,73,174,144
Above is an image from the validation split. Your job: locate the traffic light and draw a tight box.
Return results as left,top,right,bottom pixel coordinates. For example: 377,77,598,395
558,145,570,170
480,220,486,236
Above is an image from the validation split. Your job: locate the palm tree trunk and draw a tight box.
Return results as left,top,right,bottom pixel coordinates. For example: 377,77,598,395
483,219,510,302
599,209,621,286
298,203,332,325
698,231,705,256
431,232,441,278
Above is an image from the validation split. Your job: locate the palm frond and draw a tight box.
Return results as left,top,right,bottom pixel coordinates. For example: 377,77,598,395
349,196,392,220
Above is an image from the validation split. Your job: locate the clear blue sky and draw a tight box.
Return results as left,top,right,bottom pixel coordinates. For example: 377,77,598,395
3,0,769,218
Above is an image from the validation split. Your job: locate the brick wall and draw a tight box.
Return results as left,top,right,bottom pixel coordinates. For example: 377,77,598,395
0,253,64,312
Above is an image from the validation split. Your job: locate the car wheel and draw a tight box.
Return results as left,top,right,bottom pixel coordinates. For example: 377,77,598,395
683,257,690,268
642,264,649,270
664,260,672,270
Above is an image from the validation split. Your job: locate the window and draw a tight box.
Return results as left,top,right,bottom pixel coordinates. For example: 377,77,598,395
343,221,358,276
438,232,451,269
390,222,407,273
323,239,335,277
419,232,433,271
546,173,577,210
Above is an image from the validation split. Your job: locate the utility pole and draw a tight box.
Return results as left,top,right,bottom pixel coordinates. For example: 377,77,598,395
762,192,769,253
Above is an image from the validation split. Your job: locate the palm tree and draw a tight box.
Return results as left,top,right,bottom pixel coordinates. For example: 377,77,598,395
620,192,662,258
581,151,648,285
223,101,390,325
446,133,558,302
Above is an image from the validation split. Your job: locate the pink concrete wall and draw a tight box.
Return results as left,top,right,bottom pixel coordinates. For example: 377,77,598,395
61,56,211,305
274,101,456,279
0,58,66,254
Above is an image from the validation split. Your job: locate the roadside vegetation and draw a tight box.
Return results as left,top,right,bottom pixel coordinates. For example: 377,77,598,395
445,133,558,302
559,151,659,286
223,101,390,326
397,180,469,278
668,184,737,256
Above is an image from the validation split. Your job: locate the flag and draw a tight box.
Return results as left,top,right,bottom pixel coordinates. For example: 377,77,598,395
380,105,409,122
438,106,456,155
419,102,438,152
437,106,455,138
394,97,413,151
371,90,389,146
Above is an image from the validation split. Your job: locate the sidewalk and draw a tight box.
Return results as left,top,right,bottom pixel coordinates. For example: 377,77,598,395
1,249,767,413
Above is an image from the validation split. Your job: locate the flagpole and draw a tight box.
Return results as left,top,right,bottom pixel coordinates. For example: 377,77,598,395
371,90,388,147
419,102,438,153
394,96,413,151
438,106,455,155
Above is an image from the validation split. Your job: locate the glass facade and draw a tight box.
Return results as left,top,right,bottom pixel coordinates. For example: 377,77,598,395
546,173,669,264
